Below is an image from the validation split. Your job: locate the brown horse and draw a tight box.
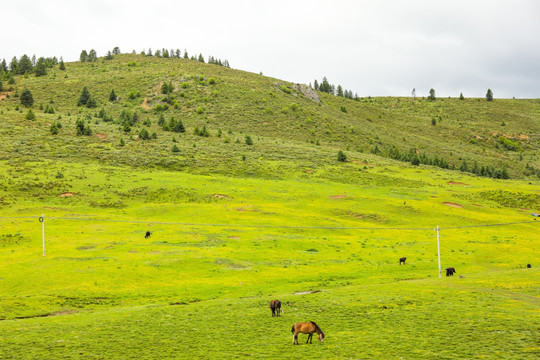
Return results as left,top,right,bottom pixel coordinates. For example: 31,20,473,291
291,321,324,344
270,300,283,317
399,257,407,265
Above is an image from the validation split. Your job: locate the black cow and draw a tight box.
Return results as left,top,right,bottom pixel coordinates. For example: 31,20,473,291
145,231,151,239
527,264,531,268
445,267,456,276
399,257,407,265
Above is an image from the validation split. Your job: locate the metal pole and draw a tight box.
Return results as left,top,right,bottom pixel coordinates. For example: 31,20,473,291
42,214,45,257
436,225,441,278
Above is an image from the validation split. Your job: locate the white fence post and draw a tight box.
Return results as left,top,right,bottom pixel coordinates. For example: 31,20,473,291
41,214,45,257
436,225,441,278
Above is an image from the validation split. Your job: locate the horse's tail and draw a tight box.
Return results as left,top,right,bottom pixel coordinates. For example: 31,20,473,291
291,324,295,334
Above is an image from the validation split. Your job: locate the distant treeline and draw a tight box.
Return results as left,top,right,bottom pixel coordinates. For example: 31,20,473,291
140,48,230,67
312,77,359,100
1,55,63,78
0,46,230,79
372,145,510,179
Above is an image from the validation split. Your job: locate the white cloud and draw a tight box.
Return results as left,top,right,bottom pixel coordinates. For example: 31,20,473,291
2,0,539,98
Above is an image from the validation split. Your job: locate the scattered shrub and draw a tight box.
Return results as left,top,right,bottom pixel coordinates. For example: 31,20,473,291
337,150,347,162
25,109,36,120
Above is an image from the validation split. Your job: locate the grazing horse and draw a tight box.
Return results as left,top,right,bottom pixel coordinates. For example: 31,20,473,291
445,267,456,276
270,300,283,317
291,321,324,345
399,257,407,265
527,264,531,268
145,231,151,239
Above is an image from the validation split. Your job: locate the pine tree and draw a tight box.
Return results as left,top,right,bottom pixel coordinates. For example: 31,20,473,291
459,92,464,100
34,57,47,77
88,49,97,62
105,51,113,60
25,109,36,120
78,87,91,106
139,128,150,140
198,54,205,63
18,55,33,75
0,78,3,92
59,58,66,70
20,89,34,107
109,89,117,101
173,119,185,133
486,88,493,101
50,122,59,134
80,50,88,62
337,85,344,97
245,135,253,145
428,88,436,101
112,47,121,55
313,79,319,90
337,150,347,162
0,59,7,73
9,57,18,74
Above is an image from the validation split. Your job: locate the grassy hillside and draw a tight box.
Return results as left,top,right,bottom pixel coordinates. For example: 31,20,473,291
0,53,539,180
0,53,539,359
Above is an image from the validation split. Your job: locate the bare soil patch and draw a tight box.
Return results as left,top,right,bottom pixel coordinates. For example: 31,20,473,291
443,202,463,208
60,192,74,197
294,290,322,295
0,91,14,101
213,194,228,199
331,195,347,199
141,98,152,110
95,133,107,140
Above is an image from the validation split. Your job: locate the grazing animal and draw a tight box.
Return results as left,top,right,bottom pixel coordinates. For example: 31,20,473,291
445,267,456,276
399,257,407,265
270,299,283,317
527,264,531,268
291,321,324,345
145,231,151,239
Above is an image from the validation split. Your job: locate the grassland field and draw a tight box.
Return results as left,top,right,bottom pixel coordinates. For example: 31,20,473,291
0,54,538,359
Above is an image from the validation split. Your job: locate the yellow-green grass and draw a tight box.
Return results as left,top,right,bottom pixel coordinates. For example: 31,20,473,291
0,159,538,358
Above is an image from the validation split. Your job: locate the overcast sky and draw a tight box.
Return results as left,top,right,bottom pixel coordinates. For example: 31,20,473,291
2,0,539,98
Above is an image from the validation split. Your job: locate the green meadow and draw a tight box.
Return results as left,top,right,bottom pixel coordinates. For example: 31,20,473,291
0,53,539,359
